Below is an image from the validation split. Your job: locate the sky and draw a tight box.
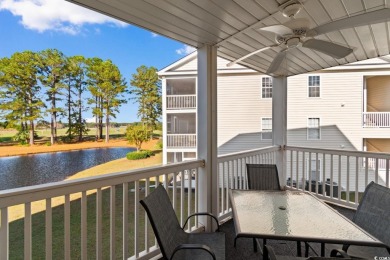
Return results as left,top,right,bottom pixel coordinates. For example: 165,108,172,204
0,0,196,123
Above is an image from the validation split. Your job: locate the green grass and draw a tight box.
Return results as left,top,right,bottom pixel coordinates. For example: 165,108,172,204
340,191,364,203
8,180,195,259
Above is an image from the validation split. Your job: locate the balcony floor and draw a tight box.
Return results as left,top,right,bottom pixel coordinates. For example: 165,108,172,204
222,204,355,259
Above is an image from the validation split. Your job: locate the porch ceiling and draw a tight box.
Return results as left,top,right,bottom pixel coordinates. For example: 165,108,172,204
67,0,390,76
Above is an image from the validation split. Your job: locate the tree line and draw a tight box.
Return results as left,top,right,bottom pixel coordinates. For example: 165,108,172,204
0,49,161,145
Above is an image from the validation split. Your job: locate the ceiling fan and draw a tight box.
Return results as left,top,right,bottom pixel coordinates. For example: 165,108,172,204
227,1,390,75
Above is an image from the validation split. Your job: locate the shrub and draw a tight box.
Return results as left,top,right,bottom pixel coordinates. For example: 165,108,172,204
126,150,154,160
155,139,163,150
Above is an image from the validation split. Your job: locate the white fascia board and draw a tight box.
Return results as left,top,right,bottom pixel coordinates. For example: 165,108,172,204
158,52,197,76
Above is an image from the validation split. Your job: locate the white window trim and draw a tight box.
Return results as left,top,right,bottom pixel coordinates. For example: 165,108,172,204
261,117,272,140
261,76,273,99
307,75,321,98
307,117,321,140
306,158,322,181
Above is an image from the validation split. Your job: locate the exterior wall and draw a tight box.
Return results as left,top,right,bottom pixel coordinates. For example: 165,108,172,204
366,76,390,111
287,72,364,150
217,74,272,155
366,138,390,152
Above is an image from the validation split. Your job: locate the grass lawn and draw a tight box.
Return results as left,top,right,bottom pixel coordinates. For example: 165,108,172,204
8,181,196,259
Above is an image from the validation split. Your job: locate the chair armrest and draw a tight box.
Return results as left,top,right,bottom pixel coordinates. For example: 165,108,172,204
183,212,220,232
170,243,216,260
330,248,351,258
264,245,277,260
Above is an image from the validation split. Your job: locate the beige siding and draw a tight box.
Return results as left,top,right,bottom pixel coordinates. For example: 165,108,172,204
218,74,272,154
366,76,390,111
287,72,364,150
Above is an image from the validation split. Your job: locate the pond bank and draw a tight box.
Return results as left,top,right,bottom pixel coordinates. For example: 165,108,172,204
0,139,139,157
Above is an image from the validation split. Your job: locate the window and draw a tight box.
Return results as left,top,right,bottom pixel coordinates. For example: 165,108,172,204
306,159,322,181
308,75,320,97
307,118,320,140
261,77,272,98
261,118,272,140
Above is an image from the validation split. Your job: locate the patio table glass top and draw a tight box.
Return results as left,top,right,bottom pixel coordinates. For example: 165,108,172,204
230,190,384,246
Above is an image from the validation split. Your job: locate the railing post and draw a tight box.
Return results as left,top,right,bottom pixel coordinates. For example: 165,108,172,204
197,45,218,231
272,76,288,186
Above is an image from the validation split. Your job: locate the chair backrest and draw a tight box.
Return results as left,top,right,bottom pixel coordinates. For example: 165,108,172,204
140,185,186,259
246,164,281,190
353,182,390,247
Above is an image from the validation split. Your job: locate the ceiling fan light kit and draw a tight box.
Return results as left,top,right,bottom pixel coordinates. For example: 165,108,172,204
280,2,302,18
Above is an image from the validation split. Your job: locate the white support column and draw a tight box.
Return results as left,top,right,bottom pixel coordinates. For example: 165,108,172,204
197,45,218,231
272,76,288,186
161,77,168,165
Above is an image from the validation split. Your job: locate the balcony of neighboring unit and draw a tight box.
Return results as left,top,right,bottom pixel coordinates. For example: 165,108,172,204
167,94,196,110
166,78,196,110
167,134,196,148
363,76,390,127
166,113,196,148
362,112,390,128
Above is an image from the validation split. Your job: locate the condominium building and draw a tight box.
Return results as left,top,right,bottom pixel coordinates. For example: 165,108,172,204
159,52,390,189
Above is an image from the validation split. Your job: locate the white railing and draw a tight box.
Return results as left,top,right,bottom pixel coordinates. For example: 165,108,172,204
362,112,390,127
167,95,196,109
285,146,390,208
216,146,280,220
167,134,196,148
0,160,204,260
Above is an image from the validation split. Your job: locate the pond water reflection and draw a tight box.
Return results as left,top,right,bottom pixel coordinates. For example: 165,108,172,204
0,147,135,190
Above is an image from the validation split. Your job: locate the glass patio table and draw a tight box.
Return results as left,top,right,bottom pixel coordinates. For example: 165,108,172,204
229,189,387,258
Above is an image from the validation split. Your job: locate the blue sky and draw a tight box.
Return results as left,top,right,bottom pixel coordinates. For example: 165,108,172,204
0,0,195,123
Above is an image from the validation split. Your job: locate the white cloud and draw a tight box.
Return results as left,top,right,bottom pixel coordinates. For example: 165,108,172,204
151,32,159,38
176,44,196,55
85,117,96,123
0,0,127,34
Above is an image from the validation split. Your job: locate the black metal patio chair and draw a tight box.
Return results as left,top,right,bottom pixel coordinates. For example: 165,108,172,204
265,245,352,260
330,182,390,258
140,185,225,260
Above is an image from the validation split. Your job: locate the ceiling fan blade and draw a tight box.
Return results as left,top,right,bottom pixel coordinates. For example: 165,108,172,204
307,8,390,37
259,24,293,36
227,46,276,67
302,39,353,59
267,51,287,75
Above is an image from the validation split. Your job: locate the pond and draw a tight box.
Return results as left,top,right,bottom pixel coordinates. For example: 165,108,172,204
0,147,135,191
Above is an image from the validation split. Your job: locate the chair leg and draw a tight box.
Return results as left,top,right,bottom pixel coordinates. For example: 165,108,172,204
297,241,302,256
253,238,257,252
305,242,309,257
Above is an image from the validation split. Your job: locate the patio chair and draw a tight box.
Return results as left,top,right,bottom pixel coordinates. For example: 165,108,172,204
140,185,225,260
246,164,281,190
265,245,351,260
330,182,390,258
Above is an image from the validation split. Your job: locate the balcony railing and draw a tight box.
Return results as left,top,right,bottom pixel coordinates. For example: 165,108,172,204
167,95,196,109
284,146,390,208
217,146,280,219
167,134,196,148
2,145,390,259
362,112,390,127
0,160,204,260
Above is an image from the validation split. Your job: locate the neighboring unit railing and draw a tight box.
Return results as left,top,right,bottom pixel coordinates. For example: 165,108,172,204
0,160,204,260
167,95,196,109
362,112,390,127
216,146,280,220
285,146,390,208
167,134,196,148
